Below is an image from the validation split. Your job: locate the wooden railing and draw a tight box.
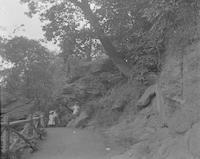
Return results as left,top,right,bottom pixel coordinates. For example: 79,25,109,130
1,114,46,159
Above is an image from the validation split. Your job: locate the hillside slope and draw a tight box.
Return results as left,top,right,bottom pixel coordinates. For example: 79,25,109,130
109,41,200,159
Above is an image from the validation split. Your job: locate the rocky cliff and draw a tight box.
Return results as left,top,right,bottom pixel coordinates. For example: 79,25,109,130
55,38,200,159
110,40,200,159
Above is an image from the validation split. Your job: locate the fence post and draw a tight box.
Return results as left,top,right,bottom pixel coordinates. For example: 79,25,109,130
2,115,9,158
20,115,31,137
31,114,38,138
40,114,45,128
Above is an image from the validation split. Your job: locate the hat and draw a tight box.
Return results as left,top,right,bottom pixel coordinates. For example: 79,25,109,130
49,110,54,114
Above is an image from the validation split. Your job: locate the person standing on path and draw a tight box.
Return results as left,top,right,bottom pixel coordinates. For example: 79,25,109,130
71,102,80,117
71,102,80,133
48,110,58,127
67,102,80,129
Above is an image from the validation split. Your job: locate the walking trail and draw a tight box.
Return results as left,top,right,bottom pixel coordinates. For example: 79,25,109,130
26,127,119,159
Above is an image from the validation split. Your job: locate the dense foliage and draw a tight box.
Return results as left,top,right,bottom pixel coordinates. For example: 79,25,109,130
1,0,199,113
0,37,54,110
20,0,200,77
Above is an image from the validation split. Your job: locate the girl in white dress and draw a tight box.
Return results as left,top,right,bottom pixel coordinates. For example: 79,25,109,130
48,111,57,127
72,104,80,115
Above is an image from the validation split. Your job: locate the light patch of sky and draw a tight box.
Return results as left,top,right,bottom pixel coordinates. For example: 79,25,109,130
0,0,58,51
0,0,100,71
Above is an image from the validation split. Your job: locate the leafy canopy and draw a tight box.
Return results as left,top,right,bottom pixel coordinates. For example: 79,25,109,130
21,0,200,77
1,36,54,110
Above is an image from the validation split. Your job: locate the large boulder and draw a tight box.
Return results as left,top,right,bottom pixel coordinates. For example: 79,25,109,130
62,74,107,104
67,57,117,82
136,84,156,109
167,108,199,134
61,58,120,105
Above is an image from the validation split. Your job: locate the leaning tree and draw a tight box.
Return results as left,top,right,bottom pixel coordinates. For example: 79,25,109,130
20,0,200,77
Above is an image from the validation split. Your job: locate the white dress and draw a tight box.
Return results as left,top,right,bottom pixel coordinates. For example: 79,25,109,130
72,105,80,115
48,112,57,125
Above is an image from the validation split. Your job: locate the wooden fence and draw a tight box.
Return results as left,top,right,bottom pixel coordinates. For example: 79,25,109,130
1,114,46,159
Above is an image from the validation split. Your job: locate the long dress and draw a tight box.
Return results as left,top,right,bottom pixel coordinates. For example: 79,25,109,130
72,105,80,115
48,112,57,126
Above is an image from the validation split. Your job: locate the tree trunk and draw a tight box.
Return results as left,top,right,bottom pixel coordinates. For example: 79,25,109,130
85,38,92,61
99,36,132,76
71,0,132,77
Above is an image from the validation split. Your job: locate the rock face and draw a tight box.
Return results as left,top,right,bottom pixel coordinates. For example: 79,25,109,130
61,57,123,105
136,84,156,109
110,41,200,159
159,42,200,132
58,40,200,159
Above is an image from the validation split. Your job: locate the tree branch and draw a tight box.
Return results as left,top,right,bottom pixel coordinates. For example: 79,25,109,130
67,0,132,76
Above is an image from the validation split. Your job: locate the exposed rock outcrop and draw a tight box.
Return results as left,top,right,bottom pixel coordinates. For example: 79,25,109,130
159,42,200,131
110,41,200,159
136,84,156,109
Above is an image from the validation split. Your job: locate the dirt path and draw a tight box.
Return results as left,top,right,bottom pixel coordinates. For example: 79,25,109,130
27,128,115,159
